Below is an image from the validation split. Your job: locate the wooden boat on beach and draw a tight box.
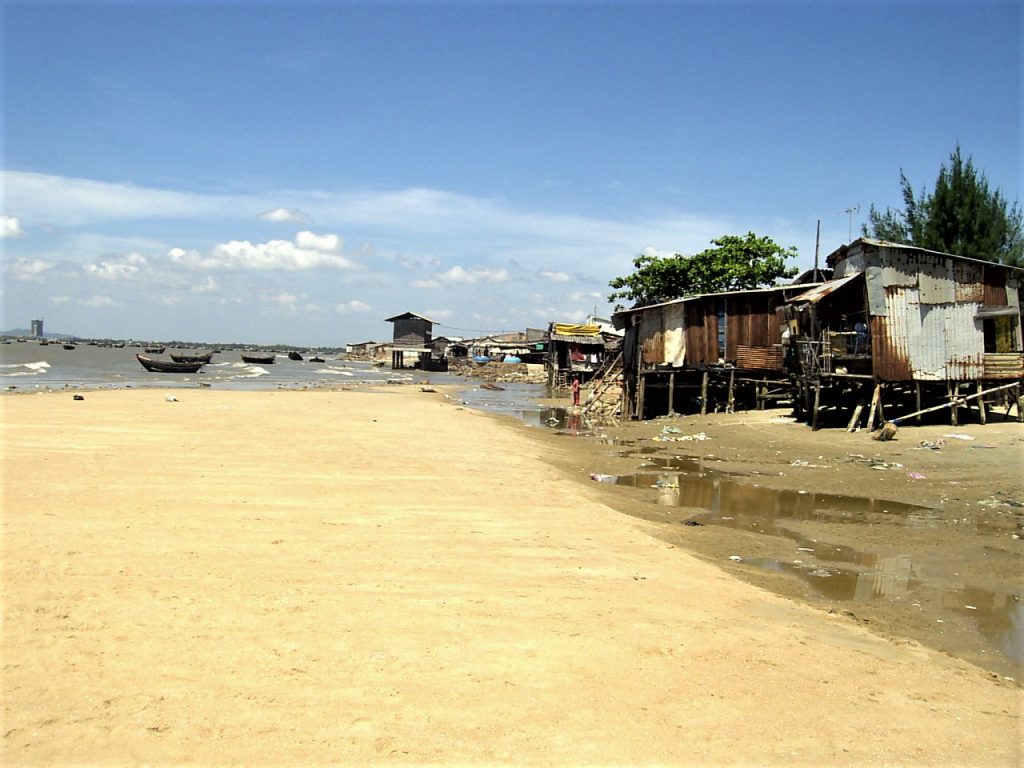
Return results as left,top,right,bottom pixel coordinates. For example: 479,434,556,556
170,351,213,364
136,354,205,373
241,354,275,364
145,346,166,354
288,351,303,361
309,356,325,363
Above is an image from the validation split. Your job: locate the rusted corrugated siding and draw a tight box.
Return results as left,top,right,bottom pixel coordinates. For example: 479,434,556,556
983,264,1008,306
940,302,985,379
639,307,665,366
685,303,707,366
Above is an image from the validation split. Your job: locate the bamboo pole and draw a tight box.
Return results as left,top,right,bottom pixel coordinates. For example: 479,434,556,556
888,381,1021,424
700,371,709,416
977,380,987,425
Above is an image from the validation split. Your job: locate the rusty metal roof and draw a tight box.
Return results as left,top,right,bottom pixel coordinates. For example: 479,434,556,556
787,273,861,304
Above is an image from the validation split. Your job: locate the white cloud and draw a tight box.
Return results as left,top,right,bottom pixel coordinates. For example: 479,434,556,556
191,276,218,293
2,171,223,226
425,308,452,320
1,215,25,238
9,258,55,281
538,269,571,282
294,230,340,251
168,231,356,271
269,292,299,306
84,252,148,280
51,295,71,305
436,265,510,285
259,207,309,223
569,290,605,302
335,300,372,314
82,295,115,307
411,278,441,289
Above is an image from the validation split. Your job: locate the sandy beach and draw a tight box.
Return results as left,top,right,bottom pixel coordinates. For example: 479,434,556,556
2,387,1020,765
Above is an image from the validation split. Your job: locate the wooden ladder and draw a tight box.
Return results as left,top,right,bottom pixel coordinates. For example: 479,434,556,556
582,351,624,415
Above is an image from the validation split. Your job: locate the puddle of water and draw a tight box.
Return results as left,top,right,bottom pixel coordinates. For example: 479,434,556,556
601,463,1022,677
458,380,1022,678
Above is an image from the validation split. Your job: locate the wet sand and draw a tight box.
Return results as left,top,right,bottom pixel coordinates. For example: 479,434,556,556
2,388,1020,765
528,400,1024,682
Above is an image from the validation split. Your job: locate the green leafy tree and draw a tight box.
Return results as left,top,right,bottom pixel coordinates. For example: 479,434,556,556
864,146,1023,266
608,232,799,308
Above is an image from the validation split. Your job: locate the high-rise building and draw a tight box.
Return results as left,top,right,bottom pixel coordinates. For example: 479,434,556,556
30,318,44,338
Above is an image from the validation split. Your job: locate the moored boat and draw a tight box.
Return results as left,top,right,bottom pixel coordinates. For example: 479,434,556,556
241,354,275,364
136,354,205,373
145,346,166,354
170,351,213,364
288,351,303,361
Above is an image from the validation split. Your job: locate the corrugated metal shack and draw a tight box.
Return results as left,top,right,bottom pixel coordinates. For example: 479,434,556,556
546,323,610,388
785,238,1023,429
612,285,818,418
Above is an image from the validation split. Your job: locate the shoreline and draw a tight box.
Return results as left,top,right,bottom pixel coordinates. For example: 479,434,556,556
2,386,1020,764
512,394,1023,682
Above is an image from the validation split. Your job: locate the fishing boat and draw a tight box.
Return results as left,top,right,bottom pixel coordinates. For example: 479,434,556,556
288,351,303,361
309,356,325,363
136,354,204,373
63,344,76,350
145,346,166,354
241,353,275,364
170,351,213,364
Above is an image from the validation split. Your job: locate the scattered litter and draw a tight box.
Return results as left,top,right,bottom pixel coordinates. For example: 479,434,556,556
789,459,828,468
165,395,179,402
808,568,832,578
420,387,437,393
589,473,617,483
728,555,743,562
652,428,710,443
797,547,815,552
969,444,996,449
907,472,927,480
653,478,678,488
965,605,977,610
916,439,944,450
944,433,976,441
681,519,704,527
72,394,85,401
846,454,903,470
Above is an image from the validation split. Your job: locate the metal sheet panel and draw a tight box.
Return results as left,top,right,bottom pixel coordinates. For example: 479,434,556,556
954,260,985,302
872,287,915,381
918,258,956,304
865,266,888,316
941,302,984,380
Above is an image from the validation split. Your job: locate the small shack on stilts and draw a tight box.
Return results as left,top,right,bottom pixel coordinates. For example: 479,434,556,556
612,284,819,419
784,238,1024,430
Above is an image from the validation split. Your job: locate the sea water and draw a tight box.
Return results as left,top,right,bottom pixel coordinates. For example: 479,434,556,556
0,342,470,393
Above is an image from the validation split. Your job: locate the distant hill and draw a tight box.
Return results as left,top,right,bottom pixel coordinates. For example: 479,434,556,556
1,328,76,340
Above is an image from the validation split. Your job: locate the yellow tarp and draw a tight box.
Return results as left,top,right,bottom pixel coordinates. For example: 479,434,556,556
553,323,601,336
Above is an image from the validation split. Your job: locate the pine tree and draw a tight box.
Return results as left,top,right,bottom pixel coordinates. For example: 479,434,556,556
865,146,1023,266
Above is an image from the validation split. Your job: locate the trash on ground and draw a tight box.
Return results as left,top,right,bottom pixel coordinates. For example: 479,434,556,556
72,394,85,401
728,555,743,562
907,472,927,480
589,473,617,483
916,439,945,450
652,428,710,443
165,395,179,402
790,459,828,468
944,433,976,441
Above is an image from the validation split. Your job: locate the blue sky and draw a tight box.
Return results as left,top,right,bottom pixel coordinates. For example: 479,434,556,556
2,0,1019,346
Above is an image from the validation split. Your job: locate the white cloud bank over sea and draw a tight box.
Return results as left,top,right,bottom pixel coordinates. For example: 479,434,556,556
1,171,827,345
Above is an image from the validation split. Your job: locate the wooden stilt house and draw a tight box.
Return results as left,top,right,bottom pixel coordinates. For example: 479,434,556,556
612,284,819,419
783,238,1023,429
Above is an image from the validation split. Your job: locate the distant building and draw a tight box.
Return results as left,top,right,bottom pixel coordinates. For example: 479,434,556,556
30,319,44,338
385,311,445,370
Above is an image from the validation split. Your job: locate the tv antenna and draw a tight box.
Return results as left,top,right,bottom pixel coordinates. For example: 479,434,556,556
841,203,860,243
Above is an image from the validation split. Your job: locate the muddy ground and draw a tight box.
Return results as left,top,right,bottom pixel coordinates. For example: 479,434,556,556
500,398,1024,682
